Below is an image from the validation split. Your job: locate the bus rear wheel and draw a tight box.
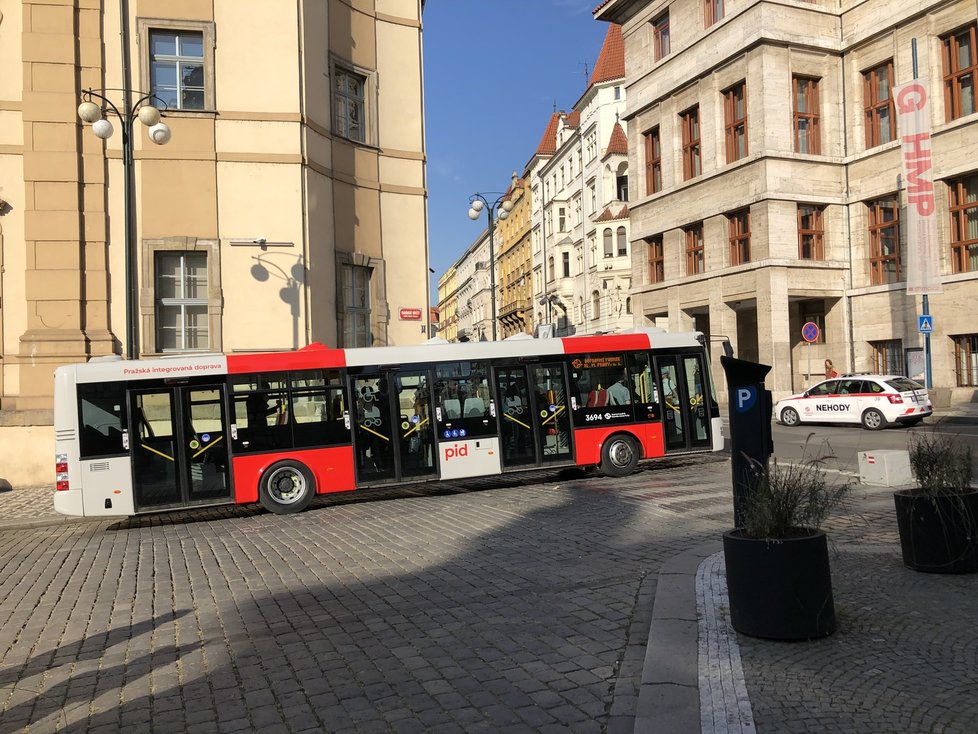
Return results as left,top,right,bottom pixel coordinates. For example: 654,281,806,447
260,460,316,514
601,434,640,477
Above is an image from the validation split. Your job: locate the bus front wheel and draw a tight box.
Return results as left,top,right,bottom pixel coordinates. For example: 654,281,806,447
601,434,640,477
260,460,316,514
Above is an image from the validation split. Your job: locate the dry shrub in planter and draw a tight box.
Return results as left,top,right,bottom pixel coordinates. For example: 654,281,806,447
894,430,977,574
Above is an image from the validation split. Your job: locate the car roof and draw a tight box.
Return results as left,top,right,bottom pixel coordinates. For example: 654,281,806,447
836,373,907,381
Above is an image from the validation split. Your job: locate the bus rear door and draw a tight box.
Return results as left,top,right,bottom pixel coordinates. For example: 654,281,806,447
128,385,232,511
657,354,712,452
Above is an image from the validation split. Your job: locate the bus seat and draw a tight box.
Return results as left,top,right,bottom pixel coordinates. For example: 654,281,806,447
444,399,462,418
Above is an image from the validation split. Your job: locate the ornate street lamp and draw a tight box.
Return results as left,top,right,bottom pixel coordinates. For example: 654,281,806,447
78,89,172,359
467,172,520,341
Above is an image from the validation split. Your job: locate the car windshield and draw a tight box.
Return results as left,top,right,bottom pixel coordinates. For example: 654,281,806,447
886,378,924,392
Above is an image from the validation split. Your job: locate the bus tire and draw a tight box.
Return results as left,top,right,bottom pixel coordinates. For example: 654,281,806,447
259,460,316,514
600,434,640,477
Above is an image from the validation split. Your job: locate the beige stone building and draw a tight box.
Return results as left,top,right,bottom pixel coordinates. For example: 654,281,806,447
597,0,978,406
496,177,533,338
0,0,428,486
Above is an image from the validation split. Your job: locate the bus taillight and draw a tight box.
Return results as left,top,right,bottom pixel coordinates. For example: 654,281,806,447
55,453,69,490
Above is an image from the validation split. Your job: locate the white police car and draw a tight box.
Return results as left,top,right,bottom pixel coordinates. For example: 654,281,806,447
775,374,932,430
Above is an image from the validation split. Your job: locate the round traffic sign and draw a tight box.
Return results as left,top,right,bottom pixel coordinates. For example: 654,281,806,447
801,321,820,343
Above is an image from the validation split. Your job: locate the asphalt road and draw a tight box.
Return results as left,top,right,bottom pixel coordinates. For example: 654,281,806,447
772,418,978,475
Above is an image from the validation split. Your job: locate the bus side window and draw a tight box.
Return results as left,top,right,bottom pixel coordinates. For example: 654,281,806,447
627,352,660,421
78,383,127,458
231,372,291,453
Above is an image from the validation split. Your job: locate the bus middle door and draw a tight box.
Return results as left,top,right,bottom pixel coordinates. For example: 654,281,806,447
657,355,712,452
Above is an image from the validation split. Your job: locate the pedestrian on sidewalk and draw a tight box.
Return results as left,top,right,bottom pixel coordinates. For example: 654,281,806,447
824,359,839,379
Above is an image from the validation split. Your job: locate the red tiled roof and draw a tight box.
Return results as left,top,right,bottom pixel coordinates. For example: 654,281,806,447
592,0,614,15
534,112,561,157
588,23,624,88
595,204,629,222
604,122,627,156
563,110,581,128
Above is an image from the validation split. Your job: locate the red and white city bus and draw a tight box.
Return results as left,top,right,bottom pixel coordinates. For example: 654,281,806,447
53,328,722,517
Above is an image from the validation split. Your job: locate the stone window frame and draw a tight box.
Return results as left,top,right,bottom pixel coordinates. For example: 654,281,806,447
140,237,223,355
335,252,387,347
137,18,217,114
329,55,379,147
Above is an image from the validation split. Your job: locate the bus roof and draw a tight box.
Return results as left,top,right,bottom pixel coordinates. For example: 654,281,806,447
56,328,706,383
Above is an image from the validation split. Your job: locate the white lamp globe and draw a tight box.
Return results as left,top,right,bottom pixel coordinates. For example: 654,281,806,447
138,105,161,126
498,209,509,221
501,199,514,212
469,200,484,213
148,122,172,145
467,208,480,220
77,101,102,123
91,118,114,139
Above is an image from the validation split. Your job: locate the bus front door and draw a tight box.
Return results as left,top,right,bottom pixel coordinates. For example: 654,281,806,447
494,363,573,469
657,354,712,453
351,371,439,485
129,385,231,512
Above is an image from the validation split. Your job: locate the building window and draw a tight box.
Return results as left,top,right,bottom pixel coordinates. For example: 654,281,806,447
724,82,748,162
614,86,621,100
953,334,978,386
864,60,896,148
589,182,596,213
705,0,724,27
648,236,664,284
728,209,750,265
681,107,701,180
949,174,978,273
868,197,901,284
626,297,632,314
685,223,705,275
793,76,820,154
617,227,628,256
155,252,208,351
798,205,825,260
800,301,826,344
591,290,601,320
341,265,372,347
943,24,978,121
548,256,555,282
604,229,614,258
644,127,662,195
334,66,367,143
562,252,571,278
871,339,903,374
148,30,205,110
558,207,567,232
653,13,670,61
617,173,629,201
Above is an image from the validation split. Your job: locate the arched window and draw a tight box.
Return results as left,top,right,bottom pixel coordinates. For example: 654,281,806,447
626,297,632,314
603,229,614,258
617,227,627,256
548,256,555,281
592,290,601,319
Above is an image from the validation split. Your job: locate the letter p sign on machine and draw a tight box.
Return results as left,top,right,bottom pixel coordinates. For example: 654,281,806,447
735,386,758,413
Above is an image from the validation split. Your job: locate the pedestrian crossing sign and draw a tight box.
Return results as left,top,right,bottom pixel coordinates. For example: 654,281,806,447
918,315,934,333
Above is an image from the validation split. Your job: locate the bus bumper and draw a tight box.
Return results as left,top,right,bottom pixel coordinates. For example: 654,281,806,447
53,489,85,516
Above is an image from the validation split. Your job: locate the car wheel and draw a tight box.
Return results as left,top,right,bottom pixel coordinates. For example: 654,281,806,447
600,434,640,477
259,460,316,514
780,407,801,427
861,408,886,431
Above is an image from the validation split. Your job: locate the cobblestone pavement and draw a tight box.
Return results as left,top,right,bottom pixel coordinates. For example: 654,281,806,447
0,456,730,733
737,482,978,734
3,459,977,733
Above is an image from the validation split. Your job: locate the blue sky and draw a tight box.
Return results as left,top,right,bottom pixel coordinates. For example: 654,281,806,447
423,0,610,301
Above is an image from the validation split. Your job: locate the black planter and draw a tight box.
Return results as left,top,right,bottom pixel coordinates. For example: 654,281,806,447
893,489,978,574
722,529,836,640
